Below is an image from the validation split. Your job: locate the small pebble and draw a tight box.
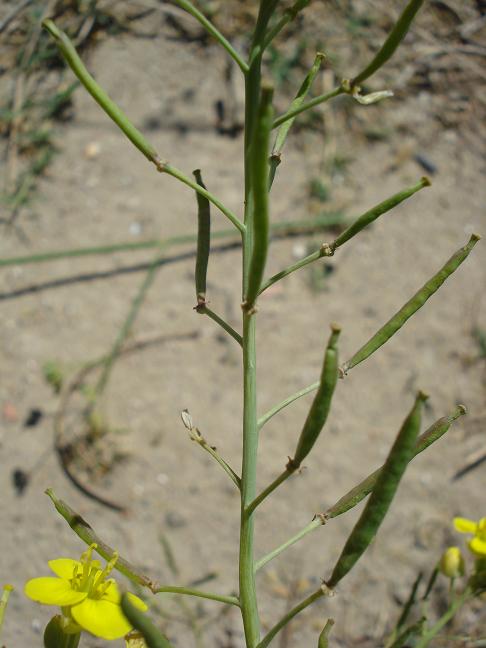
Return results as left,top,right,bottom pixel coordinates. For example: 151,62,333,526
84,141,101,159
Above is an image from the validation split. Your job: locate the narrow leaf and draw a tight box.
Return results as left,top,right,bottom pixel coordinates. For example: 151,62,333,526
342,235,480,374
352,0,426,87
244,82,274,311
291,325,341,468
326,405,466,519
121,594,175,648
193,169,211,306
331,177,430,251
327,392,428,587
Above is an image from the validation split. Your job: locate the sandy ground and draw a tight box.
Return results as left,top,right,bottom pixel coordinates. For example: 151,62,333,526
1,5,485,647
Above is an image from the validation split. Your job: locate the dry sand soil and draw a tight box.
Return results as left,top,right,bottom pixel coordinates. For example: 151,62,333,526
1,3,485,647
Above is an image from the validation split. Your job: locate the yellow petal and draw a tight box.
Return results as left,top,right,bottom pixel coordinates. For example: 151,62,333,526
453,517,477,534
101,583,147,612
469,537,486,557
72,598,132,640
102,580,121,604
48,559,81,579
125,592,148,612
25,578,87,606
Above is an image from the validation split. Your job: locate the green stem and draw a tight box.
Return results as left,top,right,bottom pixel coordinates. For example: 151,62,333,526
246,468,293,516
240,313,260,647
197,305,243,346
171,0,249,74
415,589,471,648
257,588,325,648
258,381,319,429
160,163,245,233
259,248,324,294
154,586,240,607
272,86,344,129
255,518,322,572
262,0,311,50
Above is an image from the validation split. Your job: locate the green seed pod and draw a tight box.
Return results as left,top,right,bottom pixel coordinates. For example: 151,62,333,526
42,20,159,164
193,169,211,306
121,594,174,648
327,405,466,519
318,618,335,647
327,391,427,588
244,83,274,311
342,235,480,374
331,177,430,251
291,325,340,469
352,0,425,87
43,616,80,648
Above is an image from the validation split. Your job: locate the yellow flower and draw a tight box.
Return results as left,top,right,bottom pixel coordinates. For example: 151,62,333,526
25,544,147,640
454,516,486,557
439,546,465,578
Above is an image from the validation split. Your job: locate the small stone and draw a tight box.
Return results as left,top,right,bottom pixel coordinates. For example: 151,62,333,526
165,511,187,529
84,141,101,159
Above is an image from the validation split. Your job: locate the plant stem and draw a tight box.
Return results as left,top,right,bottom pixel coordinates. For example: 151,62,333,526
172,0,249,74
272,86,344,129
154,586,240,607
247,468,293,516
240,313,261,647
197,305,242,346
415,589,470,648
259,248,325,294
257,588,325,648
258,381,319,429
255,517,322,572
159,162,245,233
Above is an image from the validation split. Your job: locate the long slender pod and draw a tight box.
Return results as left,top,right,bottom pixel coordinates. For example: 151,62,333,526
341,235,480,374
193,169,211,306
327,392,428,588
326,405,466,519
291,325,341,468
318,619,335,648
352,0,426,87
330,177,430,251
121,595,175,648
42,20,159,163
269,52,325,188
244,83,274,311
259,179,430,294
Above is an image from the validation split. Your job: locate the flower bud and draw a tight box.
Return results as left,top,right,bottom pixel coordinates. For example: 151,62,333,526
43,615,80,648
439,546,465,579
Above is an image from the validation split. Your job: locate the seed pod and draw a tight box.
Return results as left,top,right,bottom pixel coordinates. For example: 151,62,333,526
331,177,430,251
342,235,480,374
269,52,324,189
291,325,340,469
327,404,466,518
352,0,425,87
318,618,335,647
244,83,274,311
42,20,159,164
327,391,427,588
193,169,211,306
121,594,174,648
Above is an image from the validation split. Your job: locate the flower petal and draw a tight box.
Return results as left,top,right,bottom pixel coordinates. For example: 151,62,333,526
71,598,132,640
25,578,87,606
453,517,477,534
101,582,147,612
469,537,486,557
48,559,81,579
